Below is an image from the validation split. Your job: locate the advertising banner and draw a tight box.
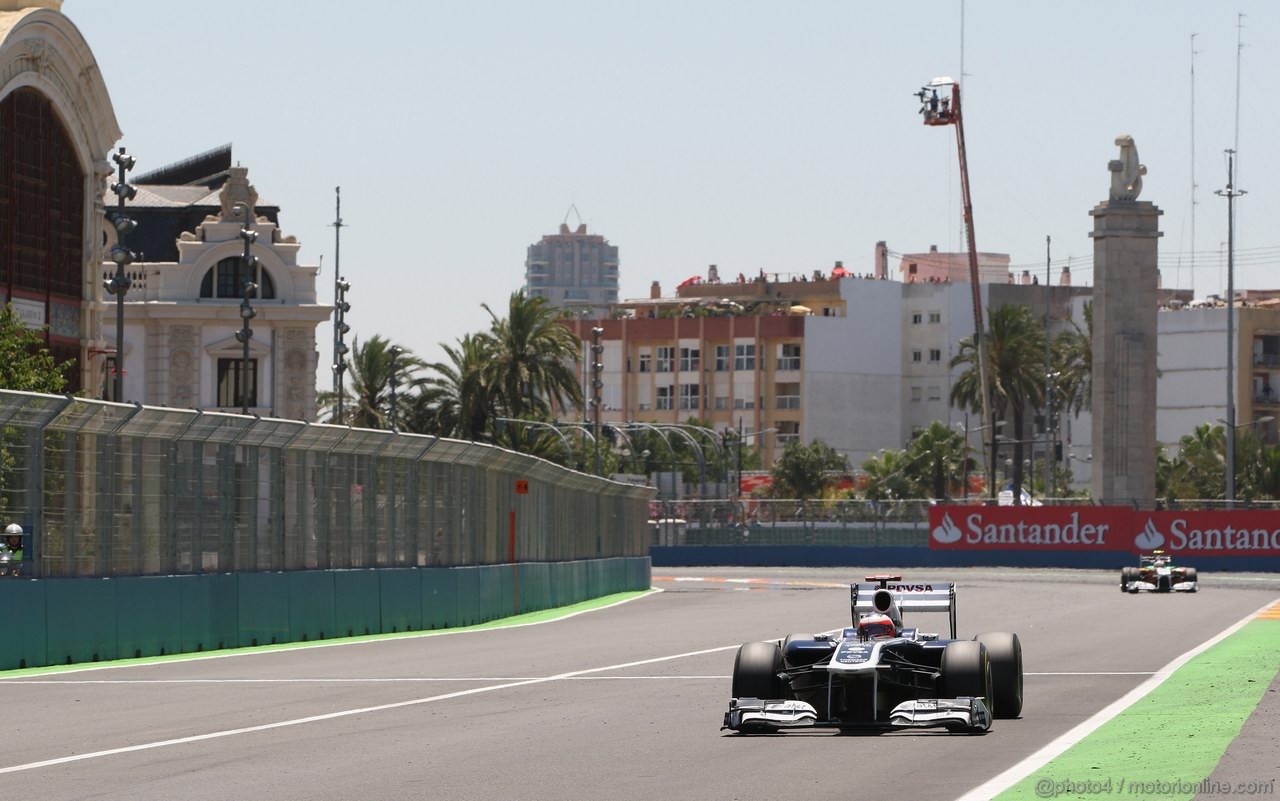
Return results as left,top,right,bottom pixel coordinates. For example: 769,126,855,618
930,505,1280,557
929,506,1134,552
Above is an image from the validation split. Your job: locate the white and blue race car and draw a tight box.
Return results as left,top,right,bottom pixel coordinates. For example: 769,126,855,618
723,575,1023,734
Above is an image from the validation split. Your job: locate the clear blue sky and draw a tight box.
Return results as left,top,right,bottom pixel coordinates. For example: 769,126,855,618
66,1,1280,369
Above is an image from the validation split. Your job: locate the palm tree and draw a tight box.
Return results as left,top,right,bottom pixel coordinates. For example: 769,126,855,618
906,421,969,500
422,333,497,441
950,304,1046,502
1054,302,1093,418
860,449,919,502
317,335,425,429
480,291,583,419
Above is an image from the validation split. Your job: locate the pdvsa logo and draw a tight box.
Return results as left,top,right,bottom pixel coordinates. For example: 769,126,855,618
1135,518,1165,550
932,513,963,544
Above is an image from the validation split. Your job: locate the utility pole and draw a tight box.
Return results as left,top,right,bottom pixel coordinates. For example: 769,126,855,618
331,187,350,424
1216,151,1245,505
1044,235,1055,499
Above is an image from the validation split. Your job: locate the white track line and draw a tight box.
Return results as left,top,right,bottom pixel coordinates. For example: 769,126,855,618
955,596,1280,801
0,643,740,775
0,589,662,681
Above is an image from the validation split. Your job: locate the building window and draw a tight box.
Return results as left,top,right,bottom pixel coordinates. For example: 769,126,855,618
912,350,922,363
775,382,800,409
928,385,942,401
715,395,729,410
217,358,258,408
638,352,651,373
777,343,801,371
911,312,923,325
200,256,277,299
929,348,942,362
734,397,755,410
656,346,674,372
679,383,700,410
929,311,941,323
910,386,922,403
734,344,756,371
715,345,731,371
657,385,674,410
680,347,700,372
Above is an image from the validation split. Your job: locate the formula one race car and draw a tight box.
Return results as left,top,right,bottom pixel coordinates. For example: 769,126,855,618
1120,550,1198,593
723,575,1023,734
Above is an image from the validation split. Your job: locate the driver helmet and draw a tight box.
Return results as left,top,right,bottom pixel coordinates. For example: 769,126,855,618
858,613,897,640
3,523,20,545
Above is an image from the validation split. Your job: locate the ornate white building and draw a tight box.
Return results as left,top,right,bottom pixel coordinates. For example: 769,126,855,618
104,163,328,419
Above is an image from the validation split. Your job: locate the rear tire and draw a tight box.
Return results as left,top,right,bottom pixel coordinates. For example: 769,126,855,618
732,641,782,699
974,632,1023,718
940,640,992,717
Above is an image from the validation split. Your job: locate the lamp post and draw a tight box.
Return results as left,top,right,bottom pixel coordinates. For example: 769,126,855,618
954,417,1005,501
105,147,138,402
232,205,260,416
589,327,604,476
388,345,404,432
236,280,258,415
333,277,351,424
1216,150,1246,504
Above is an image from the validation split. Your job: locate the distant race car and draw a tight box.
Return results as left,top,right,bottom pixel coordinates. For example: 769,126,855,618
722,575,1023,734
1121,550,1198,593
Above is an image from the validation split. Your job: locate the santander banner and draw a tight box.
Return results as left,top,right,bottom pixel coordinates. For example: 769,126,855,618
929,505,1280,557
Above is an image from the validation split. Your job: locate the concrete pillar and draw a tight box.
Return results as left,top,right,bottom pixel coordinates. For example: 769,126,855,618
1090,200,1161,507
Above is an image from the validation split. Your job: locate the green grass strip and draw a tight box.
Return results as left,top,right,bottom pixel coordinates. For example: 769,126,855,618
0,589,657,678
997,618,1280,801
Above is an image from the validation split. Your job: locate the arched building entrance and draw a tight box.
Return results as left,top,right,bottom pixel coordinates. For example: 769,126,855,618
1,0,122,390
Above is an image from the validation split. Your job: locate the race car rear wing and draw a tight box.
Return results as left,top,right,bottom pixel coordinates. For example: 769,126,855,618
851,575,957,638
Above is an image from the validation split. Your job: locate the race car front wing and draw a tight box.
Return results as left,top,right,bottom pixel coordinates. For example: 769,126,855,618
723,696,991,733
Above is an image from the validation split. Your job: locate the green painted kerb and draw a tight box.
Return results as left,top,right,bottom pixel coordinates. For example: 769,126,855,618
0,589,656,678
997,619,1280,801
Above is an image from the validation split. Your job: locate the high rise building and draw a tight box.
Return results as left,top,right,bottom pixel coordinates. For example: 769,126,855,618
525,221,619,315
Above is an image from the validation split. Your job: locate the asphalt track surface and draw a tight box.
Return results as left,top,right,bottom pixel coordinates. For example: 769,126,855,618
3,567,1279,801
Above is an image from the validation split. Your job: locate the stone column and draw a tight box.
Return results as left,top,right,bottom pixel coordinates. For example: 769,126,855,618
1090,200,1161,506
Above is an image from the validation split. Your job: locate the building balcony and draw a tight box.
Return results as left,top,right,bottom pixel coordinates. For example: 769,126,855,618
775,395,800,410
776,357,801,371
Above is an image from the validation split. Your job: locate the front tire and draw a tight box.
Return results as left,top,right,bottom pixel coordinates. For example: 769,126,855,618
732,641,782,699
974,632,1023,718
1184,568,1198,592
1120,566,1137,592
940,640,992,717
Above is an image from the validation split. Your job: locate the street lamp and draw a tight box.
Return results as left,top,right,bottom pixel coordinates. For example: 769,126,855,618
232,205,260,416
105,146,138,402
333,277,352,424
1219,415,1274,505
236,280,258,415
589,327,604,476
388,345,404,432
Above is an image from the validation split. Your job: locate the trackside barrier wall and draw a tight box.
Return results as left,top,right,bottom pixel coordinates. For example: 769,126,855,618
0,556,650,670
0,391,651,579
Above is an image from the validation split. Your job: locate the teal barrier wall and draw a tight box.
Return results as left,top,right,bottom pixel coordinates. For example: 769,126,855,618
0,556,650,671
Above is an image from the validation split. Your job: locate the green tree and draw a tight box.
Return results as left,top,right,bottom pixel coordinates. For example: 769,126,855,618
860,448,919,502
0,304,69,393
420,334,497,441
950,304,1046,502
770,439,849,500
905,421,969,500
480,291,583,419
317,335,426,429
1053,301,1093,418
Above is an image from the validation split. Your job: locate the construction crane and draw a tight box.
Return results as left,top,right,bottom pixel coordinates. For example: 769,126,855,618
917,77,994,498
